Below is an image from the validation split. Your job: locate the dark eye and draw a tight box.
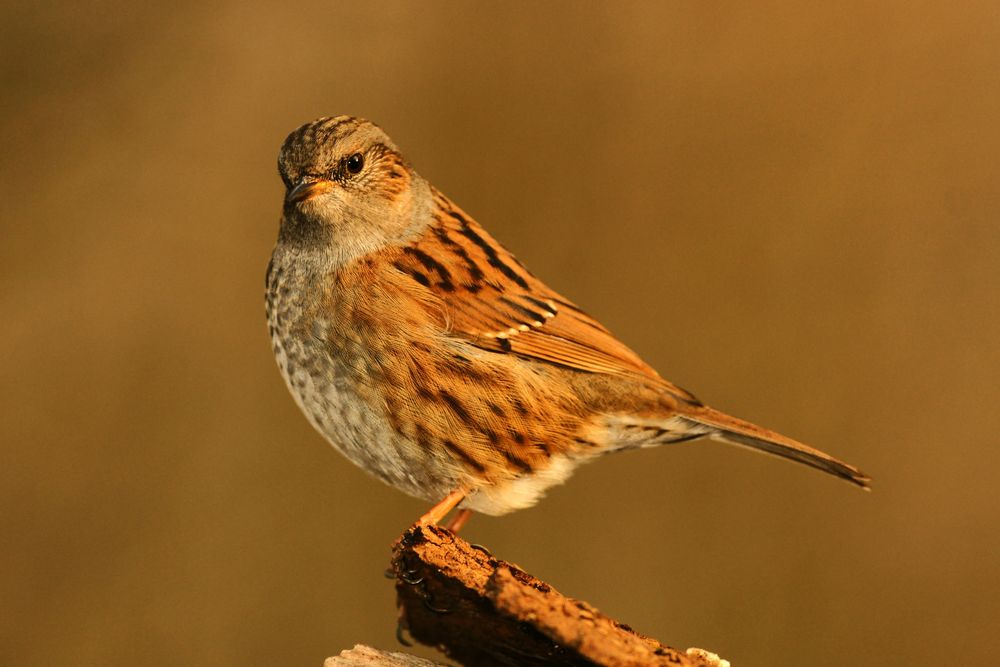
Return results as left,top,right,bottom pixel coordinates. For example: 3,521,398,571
346,153,364,174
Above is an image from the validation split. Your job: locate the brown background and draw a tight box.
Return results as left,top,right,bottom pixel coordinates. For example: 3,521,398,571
2,2,998,665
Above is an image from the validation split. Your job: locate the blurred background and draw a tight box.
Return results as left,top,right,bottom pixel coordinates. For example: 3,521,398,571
2,2,998,665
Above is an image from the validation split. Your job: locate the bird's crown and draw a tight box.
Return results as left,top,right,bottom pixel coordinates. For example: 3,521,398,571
278,116,398,189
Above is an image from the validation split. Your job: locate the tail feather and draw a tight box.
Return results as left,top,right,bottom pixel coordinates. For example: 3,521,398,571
680,407,870,489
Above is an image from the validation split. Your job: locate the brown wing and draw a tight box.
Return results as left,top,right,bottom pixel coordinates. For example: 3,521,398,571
390,188,701,407
386,189,869,488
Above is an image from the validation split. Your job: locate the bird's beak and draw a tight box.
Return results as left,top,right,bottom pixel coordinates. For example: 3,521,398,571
287,178,334,203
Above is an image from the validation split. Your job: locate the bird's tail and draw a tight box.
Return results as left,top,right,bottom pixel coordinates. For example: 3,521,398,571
678,406,870,488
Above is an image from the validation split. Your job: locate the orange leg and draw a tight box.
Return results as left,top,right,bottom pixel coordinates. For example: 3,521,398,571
443,509,473,533
417,489,466,526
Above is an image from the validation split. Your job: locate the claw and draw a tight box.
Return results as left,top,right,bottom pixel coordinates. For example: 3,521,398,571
396,622,413,647
422,594,451,614
469,543,493,558
414,580,452,614
400,569,424,585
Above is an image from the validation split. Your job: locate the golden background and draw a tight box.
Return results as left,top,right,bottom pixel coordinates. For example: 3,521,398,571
2,2,998,665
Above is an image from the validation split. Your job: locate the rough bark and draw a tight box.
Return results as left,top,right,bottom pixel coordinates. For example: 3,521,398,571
325,644,447,666
383,524,729,667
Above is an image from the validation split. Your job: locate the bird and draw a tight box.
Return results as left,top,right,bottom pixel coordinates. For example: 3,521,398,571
265,115,869,532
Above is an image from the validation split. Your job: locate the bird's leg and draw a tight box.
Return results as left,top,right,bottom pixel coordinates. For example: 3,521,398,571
443,509,473,533
417,488,466,526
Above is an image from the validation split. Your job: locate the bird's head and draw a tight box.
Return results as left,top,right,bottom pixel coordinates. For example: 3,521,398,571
276,116,429,263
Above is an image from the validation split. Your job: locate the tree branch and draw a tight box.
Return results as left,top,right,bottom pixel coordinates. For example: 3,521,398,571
325,644,446,666
384,524,729,667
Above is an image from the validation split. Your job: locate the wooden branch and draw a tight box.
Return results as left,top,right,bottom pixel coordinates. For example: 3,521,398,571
325,644,446,666
386,524,729,667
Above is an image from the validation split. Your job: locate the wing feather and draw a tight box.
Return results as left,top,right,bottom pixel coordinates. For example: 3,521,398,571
390,189,700,406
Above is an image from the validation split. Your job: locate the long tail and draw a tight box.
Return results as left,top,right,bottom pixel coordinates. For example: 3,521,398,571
678,406,870,488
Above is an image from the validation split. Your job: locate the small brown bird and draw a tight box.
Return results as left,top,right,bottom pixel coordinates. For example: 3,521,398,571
266,116,868,531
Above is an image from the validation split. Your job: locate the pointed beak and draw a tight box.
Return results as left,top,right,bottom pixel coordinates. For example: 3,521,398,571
287,178,334,203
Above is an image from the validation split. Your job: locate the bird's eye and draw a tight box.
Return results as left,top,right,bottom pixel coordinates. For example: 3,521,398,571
346,153,364,174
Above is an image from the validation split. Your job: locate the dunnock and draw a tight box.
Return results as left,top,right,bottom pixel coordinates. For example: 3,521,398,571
266,116,868,530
